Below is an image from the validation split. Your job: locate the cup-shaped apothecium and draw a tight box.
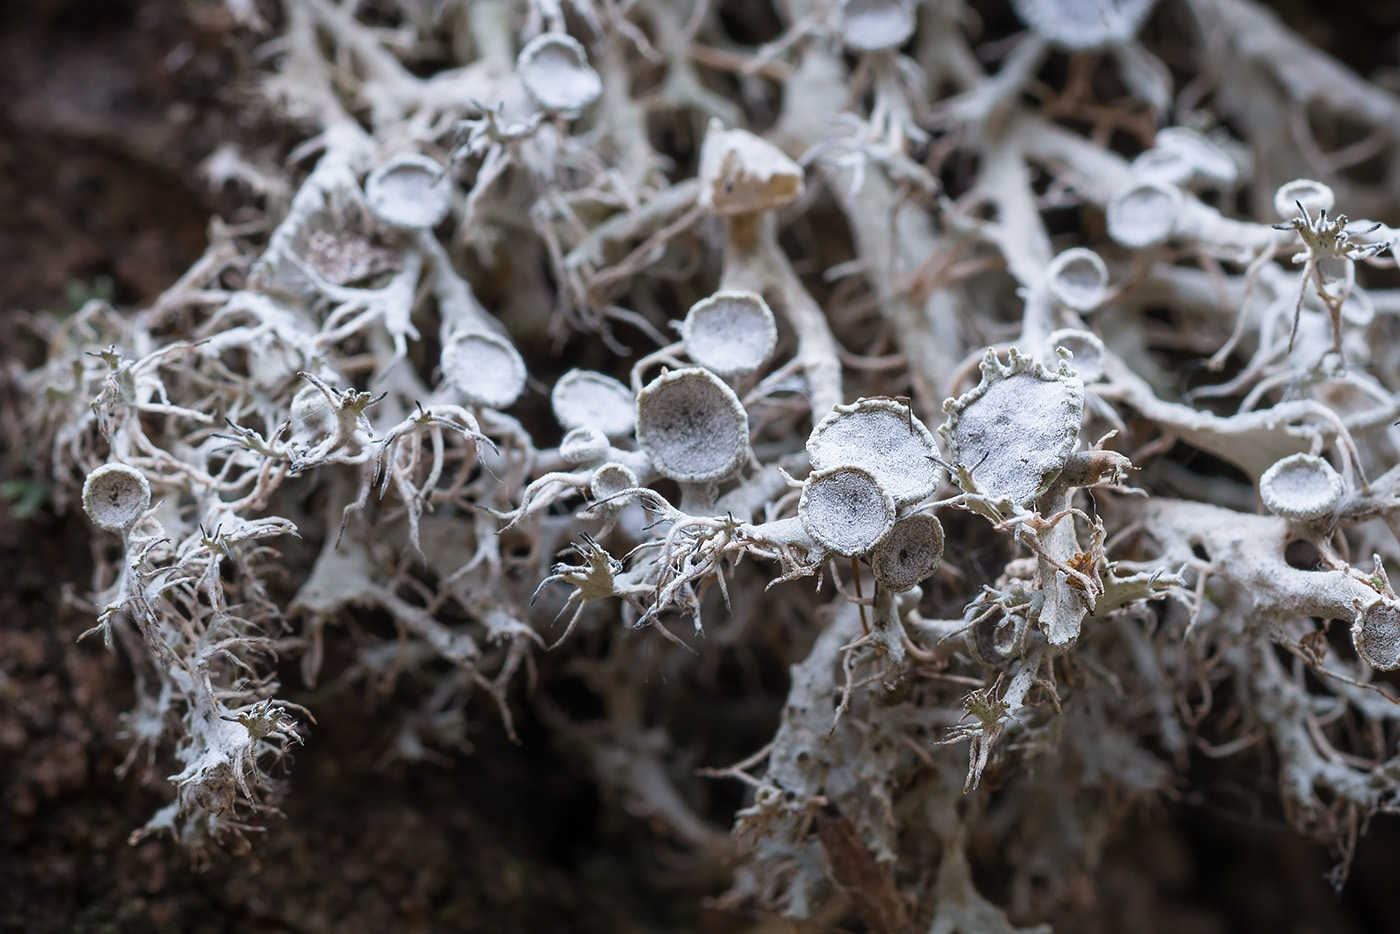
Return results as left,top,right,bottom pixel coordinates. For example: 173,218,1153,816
1131,148,1195,187
838,0,916,52
635,368,750,483
1354,599,1400,671
589,461,638,506
1258,453,1345,520
799,465,896,557
680,291,777,378
1273,178,1335,222
1107,179,1182,248
1012,0,1156,48
1155,127,1238,187
83,463,152,532
364,154,453,231
871,513,944,592
516,33,602,113
1046,329,1106,383
1045,248,1108,312
440,328,527,410
807,398,941,507
551,369,636,437
559,426,610,465
941,348,1085,508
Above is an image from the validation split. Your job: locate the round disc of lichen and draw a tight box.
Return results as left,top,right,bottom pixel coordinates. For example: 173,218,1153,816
1259,453,1344,520
799,465,895,557
364,154,452,230
560,426,610,464
516,33,602,112
1107,180,1180,248
1273,178,1334,221
872,513,944,592
1012,0,1156,49
1047,329,1105,383
1354,600,1400,670
636,368,749,483
82,463,151,531
681,291,777,378
551,370,635,437
1156,127,1237,186
808,398,940,506
1046,248,1107,312
590,462,637,505
441,330,526,410
840,0,916,52
943,352,1084,508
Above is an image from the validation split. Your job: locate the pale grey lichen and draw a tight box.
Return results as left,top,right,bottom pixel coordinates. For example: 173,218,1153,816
364,153,452,230
560,426,610,464
807,398,941,507
1259,453,1345,520
680,291,777,378
697,121,804,216
1012,0,1156,48
941,349,1084,508
1107,179,1182,248
82,463,151,532
798,465,895,557
1045,247,1108,312
23,0,1400,922
871,513,943,592
636,367,750,483
1353,599,1400,671
1046,329,1106,383
1155,127,1238,187
839,0,916,52
516,33,602,114
441,329,527,410
589,461,638,505
551,369,636,437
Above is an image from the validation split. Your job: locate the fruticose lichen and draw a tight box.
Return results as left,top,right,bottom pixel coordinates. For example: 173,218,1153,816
16,0,1400,927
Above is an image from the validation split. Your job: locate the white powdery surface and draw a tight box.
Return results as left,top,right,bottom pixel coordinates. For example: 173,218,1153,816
808,399,940,506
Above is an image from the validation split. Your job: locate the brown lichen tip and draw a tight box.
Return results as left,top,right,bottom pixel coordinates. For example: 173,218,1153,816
515,33,602,114
807,397,941,507
681,291,777,378
940,347,1084,508
364,153,452,231
440,328,526,410
697,120,804,216
1258,453,1345,520
799,465,895,557
636,367,749,484
1353,598,1400,670
871,513,944,592
551,369,635,437
82,463,151,532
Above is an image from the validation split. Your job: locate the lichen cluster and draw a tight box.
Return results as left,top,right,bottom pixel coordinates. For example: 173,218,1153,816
18,0,1400,926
